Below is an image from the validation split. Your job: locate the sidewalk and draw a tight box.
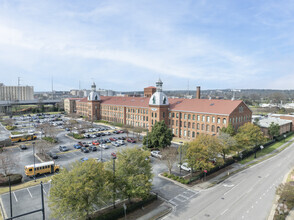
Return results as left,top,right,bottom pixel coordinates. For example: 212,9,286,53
192,137,294,190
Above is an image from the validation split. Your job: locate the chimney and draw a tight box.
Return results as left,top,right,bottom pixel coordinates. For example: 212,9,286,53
196,86,201,99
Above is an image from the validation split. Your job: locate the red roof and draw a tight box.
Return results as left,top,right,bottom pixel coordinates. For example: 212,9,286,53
100,96,150,108
169,98,243,115
76,97,88,102
98,96,244,115
145,86,156,89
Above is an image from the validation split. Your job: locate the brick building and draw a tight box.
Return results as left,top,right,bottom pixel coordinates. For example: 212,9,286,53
66,79,252,140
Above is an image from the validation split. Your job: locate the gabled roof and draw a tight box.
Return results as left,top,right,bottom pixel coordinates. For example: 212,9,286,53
168,98,244,115
100,96,150,108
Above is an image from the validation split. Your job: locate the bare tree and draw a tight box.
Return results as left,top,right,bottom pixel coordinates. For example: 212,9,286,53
0,152,18,176
161,147,178,174
133,127,145,142
35,140,54,156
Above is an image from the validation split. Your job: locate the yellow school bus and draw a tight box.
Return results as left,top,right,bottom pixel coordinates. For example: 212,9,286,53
9,133,37,142
24,161,60,177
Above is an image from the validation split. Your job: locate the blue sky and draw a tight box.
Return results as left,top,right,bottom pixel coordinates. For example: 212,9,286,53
0,0,294,91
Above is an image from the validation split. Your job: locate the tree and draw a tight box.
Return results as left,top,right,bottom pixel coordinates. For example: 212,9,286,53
49,159,112,219
115,148,153,203
161,147,178,174
133,127,146,142
143,121,173,149
186,134,222,172
268,122,280,140
0,152,18,176
235,122,266,151
217,132,237,161
220,123,235,136
35,140,54,156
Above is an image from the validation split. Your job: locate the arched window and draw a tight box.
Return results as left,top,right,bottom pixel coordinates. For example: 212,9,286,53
211,125,215,132
223,118,227,124
206,125,210,131
217,126,220,133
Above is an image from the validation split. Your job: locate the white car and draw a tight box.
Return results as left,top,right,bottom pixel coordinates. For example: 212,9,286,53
100,144,109,149
150,151,162,159
117,140,125,145
178,162,191,172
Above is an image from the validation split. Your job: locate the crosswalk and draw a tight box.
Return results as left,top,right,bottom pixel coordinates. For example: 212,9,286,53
168,189,199,207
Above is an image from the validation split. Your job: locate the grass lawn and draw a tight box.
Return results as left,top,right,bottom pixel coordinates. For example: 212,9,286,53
0,176,51,195
172,137,190,144
239,135,294,165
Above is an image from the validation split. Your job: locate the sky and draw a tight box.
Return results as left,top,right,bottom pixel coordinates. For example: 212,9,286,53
0,0,294,92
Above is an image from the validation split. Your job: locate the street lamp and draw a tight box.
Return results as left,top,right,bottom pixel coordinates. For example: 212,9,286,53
179,141,183,174
111,152,117,209
32,141,36,181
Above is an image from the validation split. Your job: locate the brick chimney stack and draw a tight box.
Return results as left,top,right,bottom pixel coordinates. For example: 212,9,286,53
196,86,201,99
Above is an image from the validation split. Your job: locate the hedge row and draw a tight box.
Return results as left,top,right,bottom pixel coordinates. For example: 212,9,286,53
42,137,58,143
92,194,157,220
162,172,189,184
6,126,17,130
0,174,23,186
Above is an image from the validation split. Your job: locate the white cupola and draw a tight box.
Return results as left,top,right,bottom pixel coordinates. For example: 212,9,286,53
87,82,100,101
149,79,169,106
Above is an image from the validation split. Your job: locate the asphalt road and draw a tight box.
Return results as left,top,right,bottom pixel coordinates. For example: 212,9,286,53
164,140,294,220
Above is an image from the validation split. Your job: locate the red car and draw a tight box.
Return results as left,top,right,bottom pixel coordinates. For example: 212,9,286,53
109,137,117,141
92,140,100,146
127,138,136,143
118,130,124,133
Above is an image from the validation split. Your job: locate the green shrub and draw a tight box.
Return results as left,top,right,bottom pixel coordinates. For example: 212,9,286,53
72,133,84,139
0,174,23,186
6,126,16,130
42,137,58,143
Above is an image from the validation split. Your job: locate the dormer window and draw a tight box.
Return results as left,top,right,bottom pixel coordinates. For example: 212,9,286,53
153,96,156,104
163,97,166,104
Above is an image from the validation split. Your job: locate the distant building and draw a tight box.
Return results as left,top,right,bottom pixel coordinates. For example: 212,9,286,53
0,83,34,101
270,114,294,131
144,86,156,98
256,117,292,137
66,79,252,140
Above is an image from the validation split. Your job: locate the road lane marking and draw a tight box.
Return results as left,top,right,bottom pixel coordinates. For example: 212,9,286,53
224,179,246,195
27,188,33,198
13,192,18,202
220,209,228,215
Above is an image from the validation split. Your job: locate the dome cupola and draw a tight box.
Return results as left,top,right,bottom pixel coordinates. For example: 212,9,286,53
88,82,100,101
149,79,169,106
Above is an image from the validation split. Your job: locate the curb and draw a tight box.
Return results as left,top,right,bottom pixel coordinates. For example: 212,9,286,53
267,169,293,220
158,173,194,191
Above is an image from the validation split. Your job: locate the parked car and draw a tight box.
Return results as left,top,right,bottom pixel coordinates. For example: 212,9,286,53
80,157,88,162
19,144,27,150
111,142,120,147
48,152,58,159
109,137,117,141
105,132,111,135
59,146,69,152
81,147,89,153
100,144,109,149
178,162,191,172
89,146,97,151
117,140,125,145
150,150,162,159
127,138,136,143
92,141,100,146
74,144,81,149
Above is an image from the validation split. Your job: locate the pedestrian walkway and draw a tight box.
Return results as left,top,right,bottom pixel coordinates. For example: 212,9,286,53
192,137,294,190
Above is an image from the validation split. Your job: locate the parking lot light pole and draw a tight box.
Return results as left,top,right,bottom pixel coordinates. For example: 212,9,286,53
33,141,36,181
179,141,183,174
111,153,117,209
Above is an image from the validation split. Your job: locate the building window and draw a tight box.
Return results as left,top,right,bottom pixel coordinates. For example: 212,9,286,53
176,113,179,118
184,130,187,137
212,116,215,123
188,122,191,128
155,113,157,118
223,118,227,124
188,131,190,137
201,124,204,130
197,123,200,130
188,114,191,120
211,125,215,132
169,113,171,117
206,125,209,131
172,128,174,134
193,115,195,120
217,126,220,133
180,121,182,127
207,116,210,122
176,128,178,135
192,122,195,129
180,130,182,136
239,106,244,113
176,120,178,126
184,122,186,128
163,112,165,118
184,114,187,119
192,131,195,138
202,116,205,122
217,118,220,123
152,112,154,117
172,113,175,118
197,115,200,121
172,120,174,125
